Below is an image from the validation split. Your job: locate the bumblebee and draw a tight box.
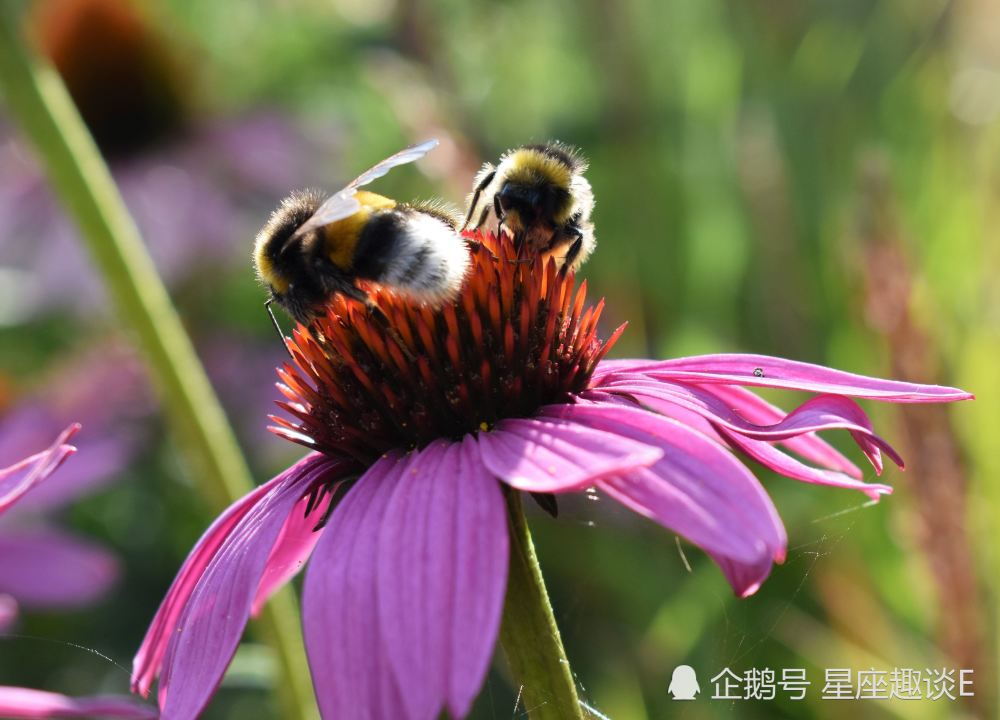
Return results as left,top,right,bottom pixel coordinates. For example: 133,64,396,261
254,139,470,325
461,141,595,272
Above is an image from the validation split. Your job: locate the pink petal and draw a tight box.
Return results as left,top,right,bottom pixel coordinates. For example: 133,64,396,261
600,379,903,474
717,427,892,500
303,455,408,720
12,435,132,512
0,529,119,607
544,402,786,590
378,440,507,719
250,486,337,617
587,389,884,496
0,594,17,632
0,688,155,719
707,550,777,599
590,359,654,382
689,383,862,478
476,417,662,493
157,454,347,717
132,453,348,715
587,389,728,444
612,353,973,402
0,425,79,516
132,478,278,697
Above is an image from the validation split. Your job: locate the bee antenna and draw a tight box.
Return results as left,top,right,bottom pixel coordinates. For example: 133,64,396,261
265,297,294,360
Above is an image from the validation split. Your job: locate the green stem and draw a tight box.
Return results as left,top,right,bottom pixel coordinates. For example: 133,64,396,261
0,10,316,720
499,491,584,719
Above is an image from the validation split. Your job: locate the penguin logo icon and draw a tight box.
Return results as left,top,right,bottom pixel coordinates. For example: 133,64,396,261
668,665,700,700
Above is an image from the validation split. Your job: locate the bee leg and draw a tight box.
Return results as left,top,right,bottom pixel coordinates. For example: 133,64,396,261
362,299,417,363
461,168,496,231
494,194,509,240
265,297,294,360
475,205,491,231
558,228,584,278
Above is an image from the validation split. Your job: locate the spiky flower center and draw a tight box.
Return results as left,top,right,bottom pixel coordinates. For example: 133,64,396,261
270,231,623,464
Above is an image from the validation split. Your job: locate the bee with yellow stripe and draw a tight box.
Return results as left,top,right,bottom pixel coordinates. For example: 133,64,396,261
462,142,595,272
254,139,469,325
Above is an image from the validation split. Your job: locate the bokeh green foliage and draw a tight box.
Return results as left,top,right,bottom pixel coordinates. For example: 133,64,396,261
1,0,995,717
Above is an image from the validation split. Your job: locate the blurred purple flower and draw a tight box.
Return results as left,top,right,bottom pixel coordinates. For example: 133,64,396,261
0,111,335,321
0,344,148,507
200,334,296,463
131,232,973,719
0,687,155,720
0,421,100,619
0,421,119,628
0,429,155,719
0,426,76,520
0,344,149,627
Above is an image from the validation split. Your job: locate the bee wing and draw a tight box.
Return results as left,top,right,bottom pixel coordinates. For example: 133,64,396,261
292,139,439,238
346,138,439,189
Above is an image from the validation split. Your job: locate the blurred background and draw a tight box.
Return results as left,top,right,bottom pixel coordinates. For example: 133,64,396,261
0,0,996,717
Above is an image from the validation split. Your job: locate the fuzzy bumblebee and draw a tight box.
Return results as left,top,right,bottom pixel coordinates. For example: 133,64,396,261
254,140,470,325
462,141,596,272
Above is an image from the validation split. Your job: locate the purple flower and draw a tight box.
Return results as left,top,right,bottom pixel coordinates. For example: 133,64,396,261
0,427,155,719
0,416,120,628
0,345,147,627
133,231,971,719
0,687,155,719
0,426,77,517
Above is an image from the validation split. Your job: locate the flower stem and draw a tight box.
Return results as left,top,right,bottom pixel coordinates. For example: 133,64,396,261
0,10,317,720
500,490,584,719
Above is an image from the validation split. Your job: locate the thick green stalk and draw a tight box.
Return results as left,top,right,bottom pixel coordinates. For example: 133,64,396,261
499,491,585,719
0,10,317,720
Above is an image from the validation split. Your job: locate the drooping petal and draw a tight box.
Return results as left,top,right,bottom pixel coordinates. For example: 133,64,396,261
132,476,278,698
542,401,786,596
303,455,408,720
549,401,787,552
0,529,118,607
476,417,662,493
0,687,155,719
133,453,349,717
250,483,339,617
378,440,508,720
586,389,887,498
606,353,973,402
688,383,862,478
717,427,892,500
0,425,79,516
11,434,133,512
599,379,902,473
707,550,778,600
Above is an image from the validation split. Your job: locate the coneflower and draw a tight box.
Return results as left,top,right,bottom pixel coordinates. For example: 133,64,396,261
0,426,155,719
133,230,972,720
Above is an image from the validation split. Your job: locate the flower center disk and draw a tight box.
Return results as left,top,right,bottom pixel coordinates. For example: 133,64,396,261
270,231,623,463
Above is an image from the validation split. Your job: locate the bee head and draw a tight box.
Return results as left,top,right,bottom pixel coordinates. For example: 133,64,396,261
500,143,582,225
253,189,325,295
